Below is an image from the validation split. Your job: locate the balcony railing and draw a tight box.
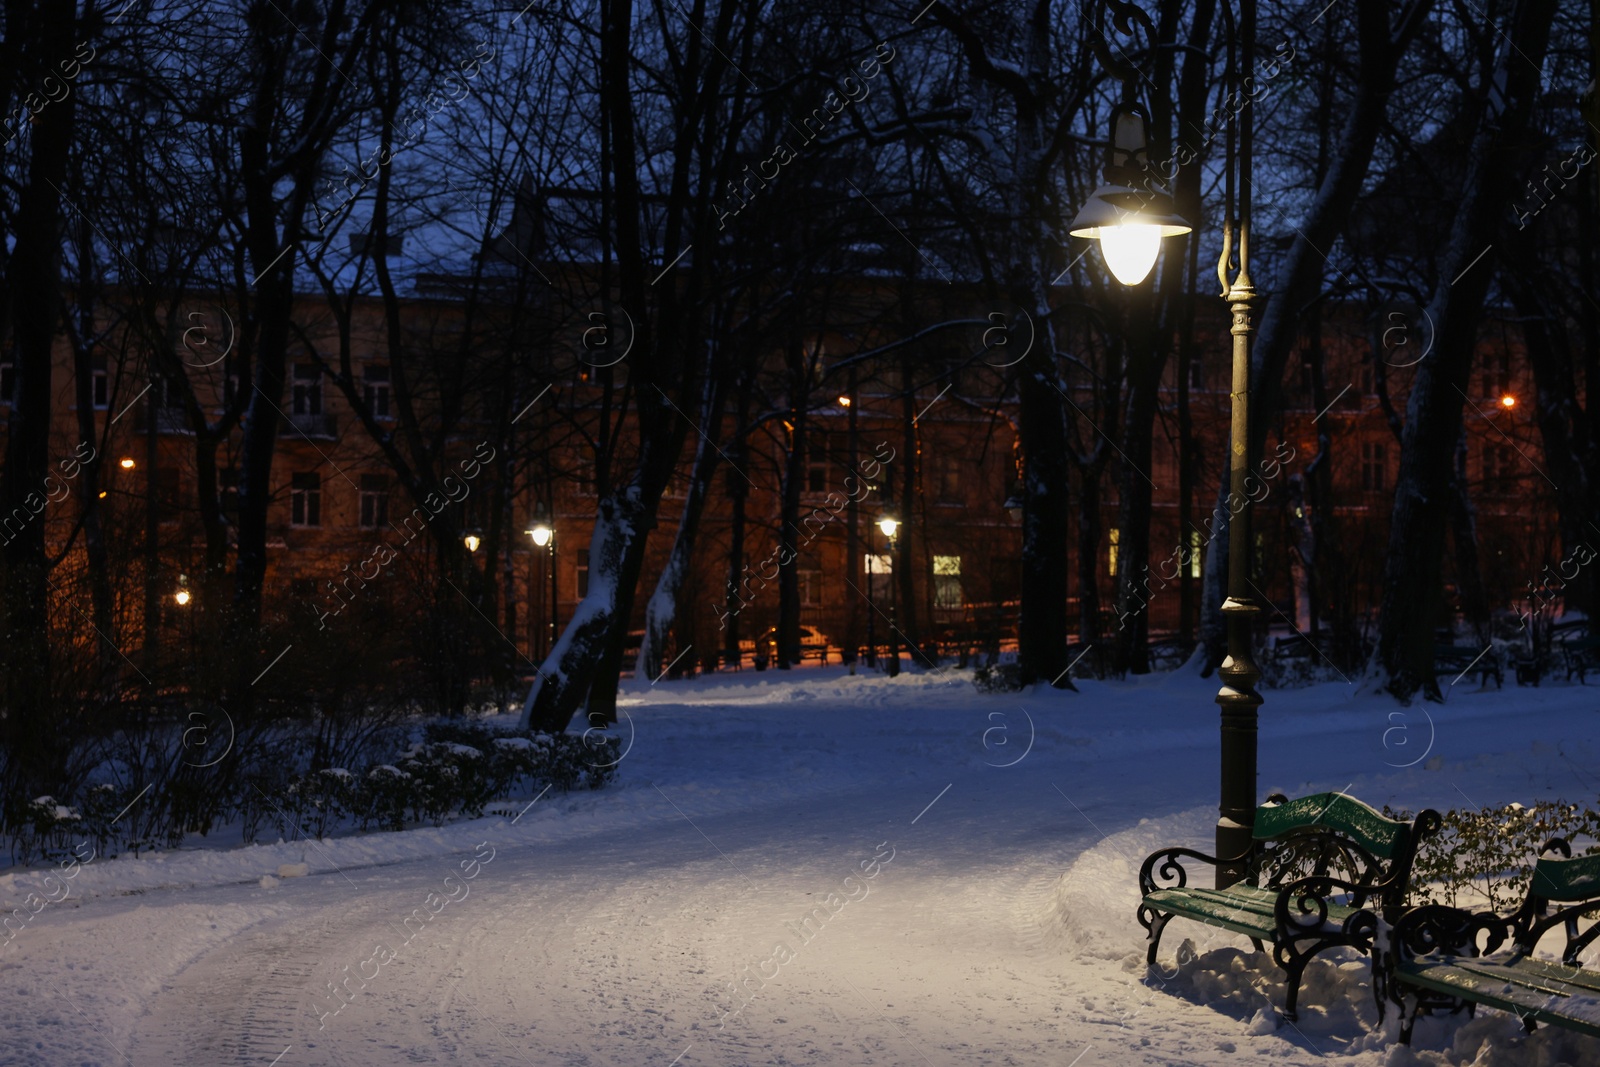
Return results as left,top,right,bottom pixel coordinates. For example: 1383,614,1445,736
280,412,337,438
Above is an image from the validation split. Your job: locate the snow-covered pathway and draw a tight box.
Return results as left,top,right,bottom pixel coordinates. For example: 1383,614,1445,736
6,668,1600,1065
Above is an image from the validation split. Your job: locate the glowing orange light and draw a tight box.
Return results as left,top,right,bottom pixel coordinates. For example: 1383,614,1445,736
174,590,191,606
98,490,107,498
119,457,135,469
1500,395,1516,409
838,395,852,407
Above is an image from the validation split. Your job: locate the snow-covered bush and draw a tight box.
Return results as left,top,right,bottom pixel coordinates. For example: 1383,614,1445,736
973,663,1023,692
1387,800,1600,911
280,768,358,840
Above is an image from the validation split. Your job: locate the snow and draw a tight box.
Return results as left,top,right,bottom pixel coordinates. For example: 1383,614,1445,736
4,667,1600,1065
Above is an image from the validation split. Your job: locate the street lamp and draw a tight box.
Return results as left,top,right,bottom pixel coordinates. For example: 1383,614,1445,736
1072,0,1260,887
463,534,481,553
119,457,136,470
525,502,558,659
174,574,191,607
878,514,901,677
1068,102,1192,286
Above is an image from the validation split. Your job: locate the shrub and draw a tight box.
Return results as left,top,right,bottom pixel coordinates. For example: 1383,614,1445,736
973,663,1023,693
1386,800,1600,912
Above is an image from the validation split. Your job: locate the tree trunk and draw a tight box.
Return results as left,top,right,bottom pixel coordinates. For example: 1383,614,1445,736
1372,0,1557,701
1,0,76,803
1200,0,1435,668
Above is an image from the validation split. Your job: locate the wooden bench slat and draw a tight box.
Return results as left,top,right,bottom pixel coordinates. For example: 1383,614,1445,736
1252,792,1410,860
1496,956,1600,995
1396,959,1600,1038
1144,885,1358,940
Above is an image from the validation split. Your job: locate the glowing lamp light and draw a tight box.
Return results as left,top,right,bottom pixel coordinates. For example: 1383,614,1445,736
1068,105,1192,286
877,515,900,539
1500,395,1516,409
1068,190,1191,286
119,457,136,469
838,395,852,408
174,589,191,606
527,501,554,547
463,534,481,553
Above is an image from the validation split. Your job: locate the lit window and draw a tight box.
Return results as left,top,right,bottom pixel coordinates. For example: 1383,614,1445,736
864,553,892,576
1189,529,1202,579
798,568,820,606
933,555,962,610
291,472,322,527
1108,528,1120,577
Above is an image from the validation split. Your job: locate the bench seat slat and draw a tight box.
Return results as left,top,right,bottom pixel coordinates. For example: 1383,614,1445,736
1145,885,1357,940
1397,958,1600,1038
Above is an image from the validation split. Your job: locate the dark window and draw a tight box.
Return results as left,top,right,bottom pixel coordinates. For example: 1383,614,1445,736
1482,442,1515,490
1,360,16,403
1361,442,1387,491
1485,351,1511,398
364,365,391,418
219,467,239,512
806,430,829,493
91,357,109,408
359,474,388,528
576,549,590,598
1188,357,1204,390
292,363,321,416
1359,359,1375,397
798,567,820,606
937,456,962,503
290,578,315,600
291,472,322,527
154,467,180,510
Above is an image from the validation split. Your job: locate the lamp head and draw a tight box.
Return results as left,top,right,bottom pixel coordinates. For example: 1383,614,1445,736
463,534,481,553
1068,185,1192,286
877,516,900,538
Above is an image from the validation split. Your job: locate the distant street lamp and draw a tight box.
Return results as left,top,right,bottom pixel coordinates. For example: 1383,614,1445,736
1071,0,1260,886
526,502,558,659
174,574,191,607
879,514,901,678
119,457,136,470
463,534,481,553
1500,394,1516,409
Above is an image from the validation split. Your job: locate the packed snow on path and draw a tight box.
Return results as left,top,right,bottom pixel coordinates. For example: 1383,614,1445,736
4,667,1600,1066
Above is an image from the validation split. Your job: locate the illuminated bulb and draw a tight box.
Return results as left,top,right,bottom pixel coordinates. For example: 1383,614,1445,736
1098,223,1164,286
878,516,899,538
529,524,552,547
1500,395,1516,409
838,395,852,408
463,534,481,553
174,590,191,606
119,457,135,469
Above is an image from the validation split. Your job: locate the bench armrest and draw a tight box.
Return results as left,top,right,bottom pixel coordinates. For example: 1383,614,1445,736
1274,874,1383,950
1390,903,1511,961
1139,844,1253,895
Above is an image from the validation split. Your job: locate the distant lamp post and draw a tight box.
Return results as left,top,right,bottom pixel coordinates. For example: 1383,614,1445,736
173,574,191,607
1500,394,1516,409
838,395,852,408
878,514,901,678
463,534,481,554
1073,0,1259,886
526,502,558,659
1068,103,1192,286
1004,482,1025,523
119,457,136,470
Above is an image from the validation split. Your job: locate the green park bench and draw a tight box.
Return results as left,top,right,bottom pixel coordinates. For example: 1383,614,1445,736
1138,792,1442,1020
1378,839,1600,1044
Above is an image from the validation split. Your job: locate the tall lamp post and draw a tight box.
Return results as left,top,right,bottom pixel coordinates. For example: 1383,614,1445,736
527,503,557,660
1071,0,1260,887
878,514,901,678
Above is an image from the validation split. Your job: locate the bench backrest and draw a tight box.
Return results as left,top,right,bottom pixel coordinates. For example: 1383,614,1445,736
1253,792,1413,859
1531,850,1600,903
1249,793,1436,908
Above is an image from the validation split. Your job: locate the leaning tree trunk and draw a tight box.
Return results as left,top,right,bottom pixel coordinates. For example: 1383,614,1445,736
636,364,726,684
1371,0,1557,701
